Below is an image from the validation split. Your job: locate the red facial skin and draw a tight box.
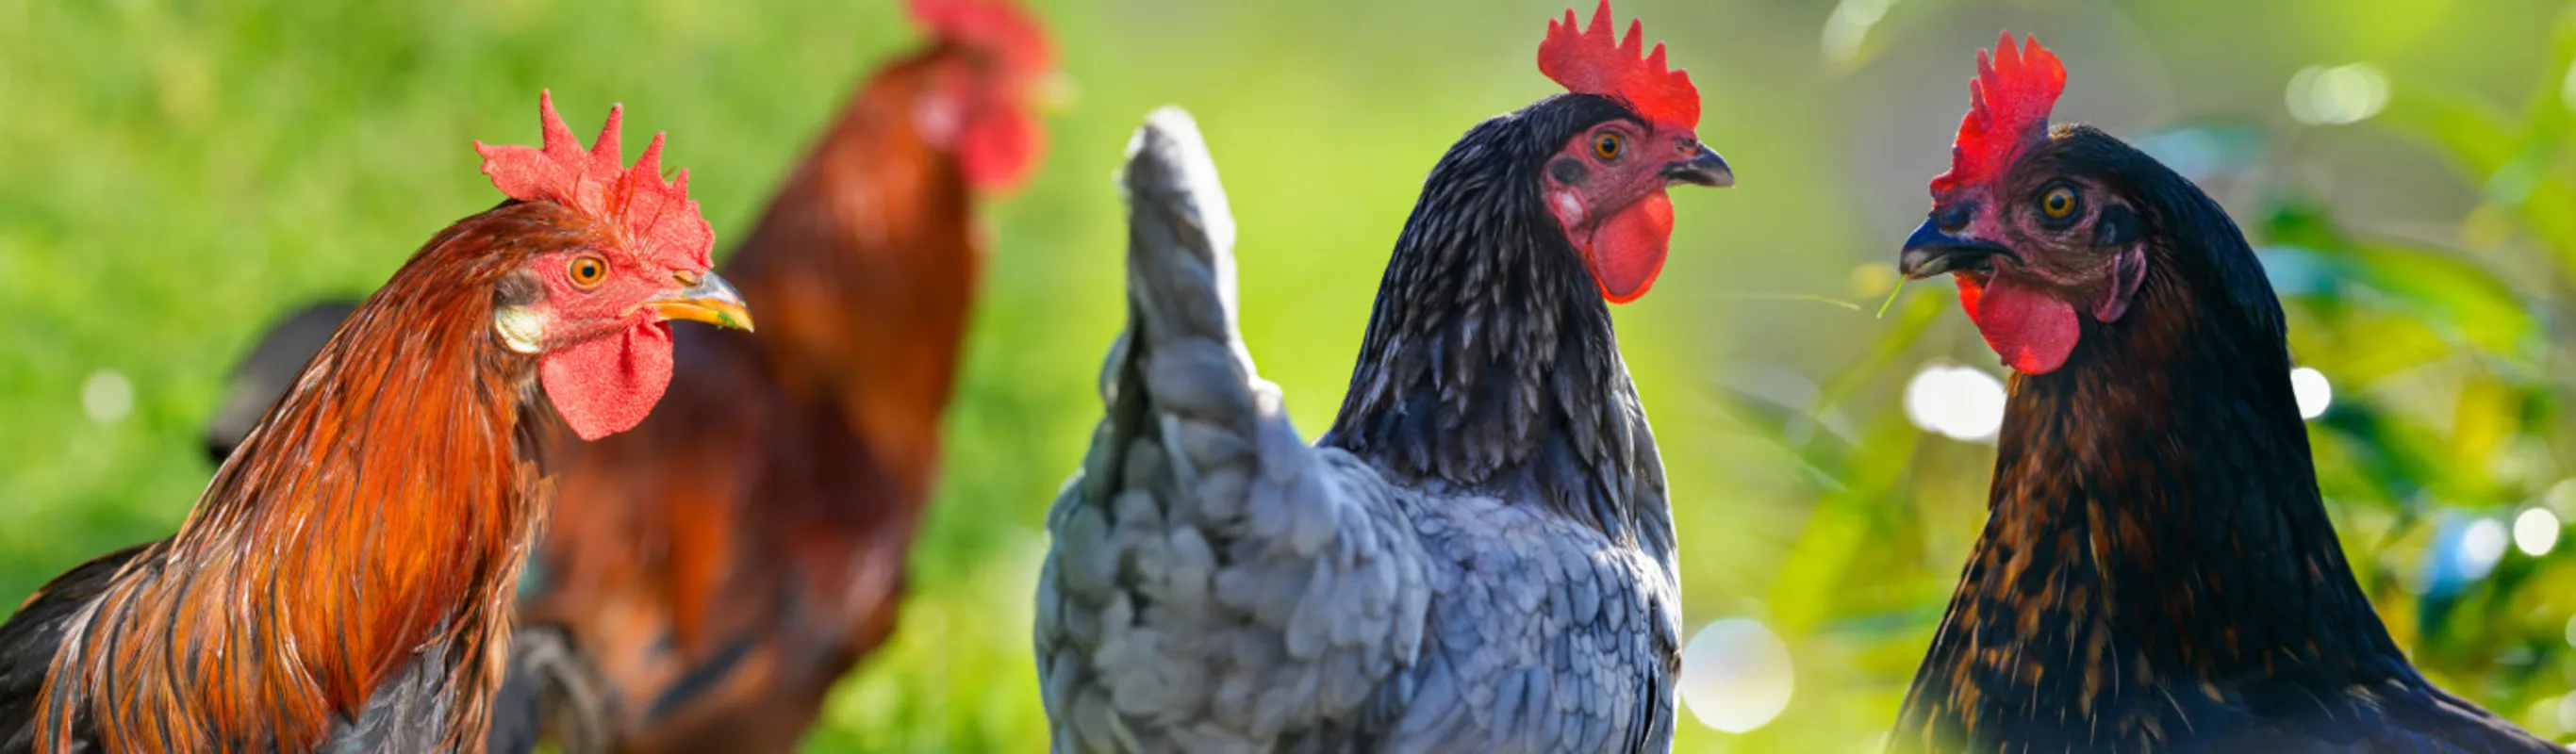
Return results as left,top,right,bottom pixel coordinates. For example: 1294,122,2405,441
519,241,716,442
1543,119,1706,303
1931,170,2147,375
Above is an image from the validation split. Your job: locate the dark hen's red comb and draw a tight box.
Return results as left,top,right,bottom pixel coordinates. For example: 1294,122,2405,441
1538,0,1699,130
1931,32,2066,193
909,0,1054,81
476,91,714,272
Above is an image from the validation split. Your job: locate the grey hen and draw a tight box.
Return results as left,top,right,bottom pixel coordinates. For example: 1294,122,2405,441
1033,6,1730,749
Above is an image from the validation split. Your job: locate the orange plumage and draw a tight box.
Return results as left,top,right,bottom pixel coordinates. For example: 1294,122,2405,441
489,3,1054,751
0,95,750,754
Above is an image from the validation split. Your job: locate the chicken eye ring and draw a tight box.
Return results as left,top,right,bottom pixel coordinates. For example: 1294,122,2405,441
2039,185,2079,221
1593,132,1624,160
568,254,608,289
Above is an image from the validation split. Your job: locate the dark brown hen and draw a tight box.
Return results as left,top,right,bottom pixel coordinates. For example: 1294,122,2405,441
1889,34,2555,753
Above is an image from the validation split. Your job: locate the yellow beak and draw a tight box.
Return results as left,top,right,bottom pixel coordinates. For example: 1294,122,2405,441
645,270,754,332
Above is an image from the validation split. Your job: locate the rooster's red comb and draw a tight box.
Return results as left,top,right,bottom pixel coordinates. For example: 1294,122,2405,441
1931,32,2066,194
908,0,1054,81
1538,0,1699,130
475,91,714,272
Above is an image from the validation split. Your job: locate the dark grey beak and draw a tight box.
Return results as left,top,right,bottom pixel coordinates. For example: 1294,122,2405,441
1663,142,1734,188
1899,217,2011,279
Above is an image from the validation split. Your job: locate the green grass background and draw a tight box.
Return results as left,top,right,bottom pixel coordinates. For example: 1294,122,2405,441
8,0,2576,750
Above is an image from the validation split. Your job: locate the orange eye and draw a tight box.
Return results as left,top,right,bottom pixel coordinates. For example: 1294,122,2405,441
1593,132,1624,160
567,254,607,289
2039,187,2079,220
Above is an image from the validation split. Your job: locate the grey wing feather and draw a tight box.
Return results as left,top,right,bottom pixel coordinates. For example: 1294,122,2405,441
1367,462,1679,753
1032,108,1435,754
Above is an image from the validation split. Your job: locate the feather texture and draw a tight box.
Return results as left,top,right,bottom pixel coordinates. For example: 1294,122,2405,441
490,33,1016,754
1891,128,2555,753
1033,107,1680,753
0,203,605,753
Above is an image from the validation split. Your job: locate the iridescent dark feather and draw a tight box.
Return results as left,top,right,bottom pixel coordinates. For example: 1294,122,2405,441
1321,92,1657,543
1891,128,2554,752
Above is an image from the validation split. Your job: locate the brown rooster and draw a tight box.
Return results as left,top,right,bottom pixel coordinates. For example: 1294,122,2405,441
487,1,1053,751
1889,34,2553,751
0,92,752,753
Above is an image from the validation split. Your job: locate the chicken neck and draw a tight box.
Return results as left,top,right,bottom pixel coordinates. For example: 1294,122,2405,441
712,51,980,504
1318,96,1653,542
41,208,559,752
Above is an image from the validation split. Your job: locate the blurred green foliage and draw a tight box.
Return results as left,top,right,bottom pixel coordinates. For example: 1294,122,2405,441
7,0,2576,750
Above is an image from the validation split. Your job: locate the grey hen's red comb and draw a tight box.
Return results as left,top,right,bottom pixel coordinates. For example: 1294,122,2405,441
1538,0,1700,131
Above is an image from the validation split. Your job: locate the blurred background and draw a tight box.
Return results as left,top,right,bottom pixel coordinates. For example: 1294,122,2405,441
4,0,2576,749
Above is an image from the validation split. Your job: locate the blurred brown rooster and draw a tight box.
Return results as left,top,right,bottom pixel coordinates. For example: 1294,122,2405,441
484,1,1054,751
0,92,751,753
1888,35,2554,751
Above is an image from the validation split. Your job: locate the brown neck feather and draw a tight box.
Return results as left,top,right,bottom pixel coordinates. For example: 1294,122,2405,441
717,49,980,501
1895,221,2407,748
39,205,569,752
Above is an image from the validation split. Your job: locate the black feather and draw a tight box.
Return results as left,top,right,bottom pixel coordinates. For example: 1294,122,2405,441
1318,93,1644,539
0,546,140,754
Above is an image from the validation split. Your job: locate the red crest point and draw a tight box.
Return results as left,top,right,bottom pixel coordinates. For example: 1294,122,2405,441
1538,0,1700,130
1931,32,2067,194
475,90,714,272
908,0,1054,82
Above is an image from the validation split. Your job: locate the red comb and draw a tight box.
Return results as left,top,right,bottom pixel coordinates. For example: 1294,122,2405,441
1931,32,2066,194
1538,0,1699,130
908,0,1054,81
475,91,714,272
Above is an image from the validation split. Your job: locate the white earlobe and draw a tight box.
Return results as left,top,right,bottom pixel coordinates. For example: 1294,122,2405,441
494,305,548,354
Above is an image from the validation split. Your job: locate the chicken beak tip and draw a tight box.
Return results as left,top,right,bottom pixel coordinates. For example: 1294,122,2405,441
647,271,755,332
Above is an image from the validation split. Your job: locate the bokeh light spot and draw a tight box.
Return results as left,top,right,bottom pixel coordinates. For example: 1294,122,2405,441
1848,262,1897,300
2561,59,2576,113
1819,0,1897,67
2286,63,2388,125
81,369,134,425
2289,367,2332,419
1679,618,1794,734
2460,517,2508,581
1904,364,2006,443
2515,508,2560,557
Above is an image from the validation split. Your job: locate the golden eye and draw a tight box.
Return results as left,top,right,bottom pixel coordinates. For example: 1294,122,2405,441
567,254,607,289
1593,132,1624,160
2039,187,2078,220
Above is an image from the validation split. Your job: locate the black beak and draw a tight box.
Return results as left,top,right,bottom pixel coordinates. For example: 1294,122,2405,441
1899,216,2011,279
1662,142,1734,188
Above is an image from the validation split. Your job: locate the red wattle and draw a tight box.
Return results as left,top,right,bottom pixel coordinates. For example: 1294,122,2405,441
541,321,677,440
961,104,1042,192
1959,271,2077,375
1587,189,1673,303
1953,274,1984,320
